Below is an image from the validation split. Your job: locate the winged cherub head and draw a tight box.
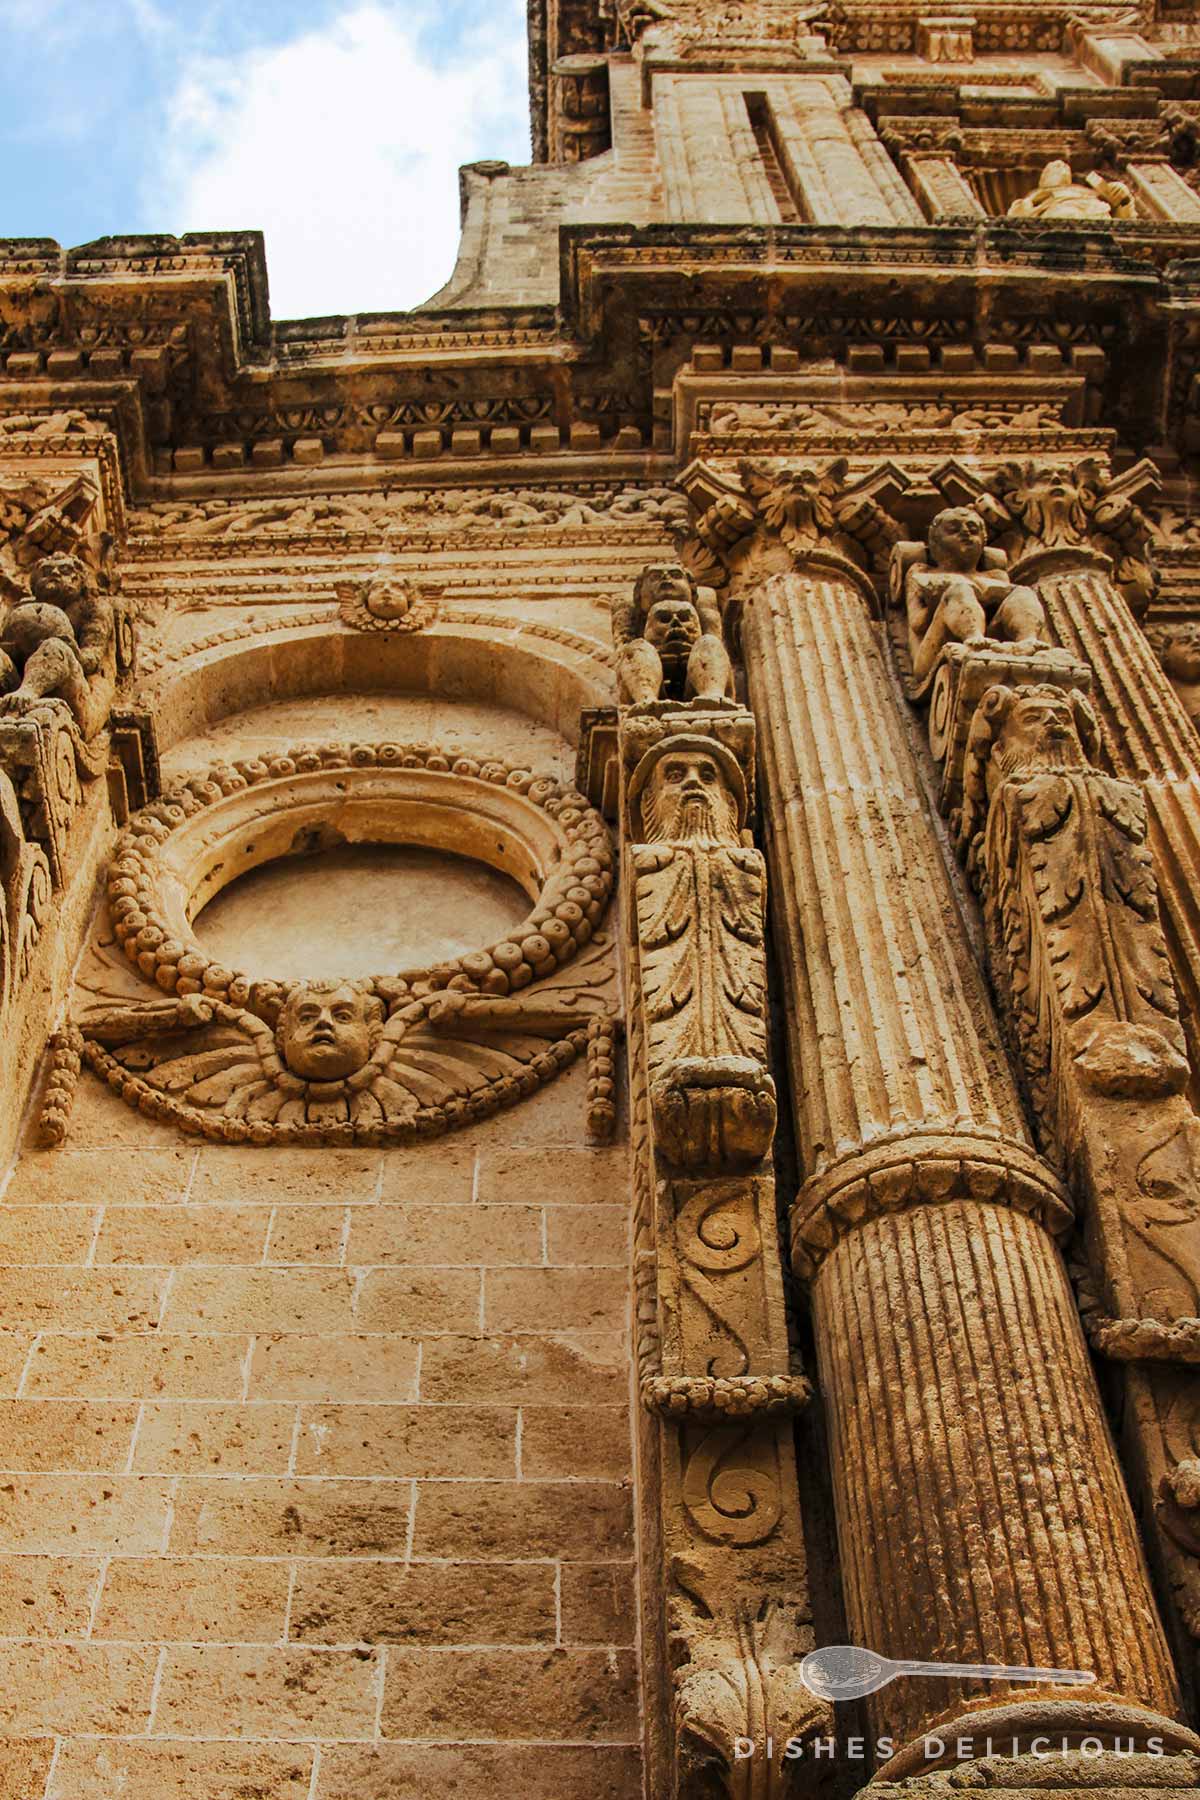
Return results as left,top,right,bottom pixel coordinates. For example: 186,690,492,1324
276,982,385,1081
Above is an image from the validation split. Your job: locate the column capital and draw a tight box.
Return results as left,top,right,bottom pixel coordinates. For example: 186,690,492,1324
678,453,905,600
933,453,1162,616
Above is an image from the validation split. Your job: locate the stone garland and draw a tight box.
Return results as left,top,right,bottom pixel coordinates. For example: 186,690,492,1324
106,742,614,1015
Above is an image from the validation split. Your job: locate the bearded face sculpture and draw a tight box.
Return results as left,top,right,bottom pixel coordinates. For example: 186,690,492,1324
639,745,743,845
987,686,1093,783
276,982,383,1081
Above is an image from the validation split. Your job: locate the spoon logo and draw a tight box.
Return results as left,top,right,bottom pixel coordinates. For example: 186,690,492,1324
798,1644,1097,1702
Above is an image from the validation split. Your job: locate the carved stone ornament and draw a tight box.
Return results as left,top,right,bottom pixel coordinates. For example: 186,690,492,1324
614,555,825,1792
1007,158,1136,221
889,505,1048,697
612,563,736,711
1148,622,1200,734
335,573,442,634
69,743,618,1146
954,681,1200,1346
627,731,775,1171
985,456,1160,615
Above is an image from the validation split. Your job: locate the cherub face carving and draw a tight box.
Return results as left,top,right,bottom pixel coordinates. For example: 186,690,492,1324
277,983,382,1080
928,507,986,574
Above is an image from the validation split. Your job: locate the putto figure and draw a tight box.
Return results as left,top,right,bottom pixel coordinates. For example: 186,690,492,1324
898,507,1046,683
613,563,735,709
1008,159,1135,222
0,551,116,737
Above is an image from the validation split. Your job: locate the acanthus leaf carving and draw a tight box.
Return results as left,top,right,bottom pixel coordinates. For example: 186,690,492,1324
981,456,1161,616
615,560,817,1798
950,676,1200,1341
670,1558,830,1799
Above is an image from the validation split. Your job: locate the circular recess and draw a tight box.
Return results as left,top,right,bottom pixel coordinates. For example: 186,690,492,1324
192,844,533,982
106,742,615,1016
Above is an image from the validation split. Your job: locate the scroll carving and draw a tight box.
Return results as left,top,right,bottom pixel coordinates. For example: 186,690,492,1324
616,561,824,1796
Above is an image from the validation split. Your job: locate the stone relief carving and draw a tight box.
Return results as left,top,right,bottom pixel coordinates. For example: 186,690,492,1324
335,573,442,633
66,744,619,1146
0,470,98,599
142,483,692,543
1007,158,1136,220
701,398,1065,439
0,439,143,1040
985,456,1160,614
613,565,736,711
887,485,1200,1664
671,1568,826,1800
954,679,1200,1347
0,549,120,738
613,556,823,1796
1148,623,1200,733
890,506,1047,690
628,734,774,1172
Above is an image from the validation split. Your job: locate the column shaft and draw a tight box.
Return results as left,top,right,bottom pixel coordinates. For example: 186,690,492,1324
739,556,1181,1752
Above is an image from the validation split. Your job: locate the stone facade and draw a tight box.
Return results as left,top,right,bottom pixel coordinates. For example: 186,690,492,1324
10,2,1200,1797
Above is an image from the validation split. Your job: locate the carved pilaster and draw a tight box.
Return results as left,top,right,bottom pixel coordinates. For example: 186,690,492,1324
682,462,1188,1768
0,418,147,1166
617,566,826,1798
965,459,1200,1112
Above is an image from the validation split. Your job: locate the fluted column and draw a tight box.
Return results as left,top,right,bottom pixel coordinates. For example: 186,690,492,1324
1035,559,1200,1077
733,532,1184,1766
968,466,1200,1699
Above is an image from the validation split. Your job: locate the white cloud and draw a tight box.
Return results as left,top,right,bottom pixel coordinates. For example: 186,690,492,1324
145,1,530,317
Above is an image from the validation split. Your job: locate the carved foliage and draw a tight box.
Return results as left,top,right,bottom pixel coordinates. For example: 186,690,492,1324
628,729,775,1172
957,680,1200,1334
986,458,1160,615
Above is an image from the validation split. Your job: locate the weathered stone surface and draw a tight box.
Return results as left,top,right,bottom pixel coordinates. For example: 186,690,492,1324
9,7,1200,1795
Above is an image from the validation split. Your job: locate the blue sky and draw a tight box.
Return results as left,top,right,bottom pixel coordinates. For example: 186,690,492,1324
0,0,531,317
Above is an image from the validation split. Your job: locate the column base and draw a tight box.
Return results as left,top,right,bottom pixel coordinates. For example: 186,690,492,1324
867,1747,1200,1798
876,1702,1200,1783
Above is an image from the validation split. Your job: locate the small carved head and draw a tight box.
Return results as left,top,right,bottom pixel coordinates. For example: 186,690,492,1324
981,683,1096,779
635,564,700,656
31,552,88,608
1040,158,1073,191
1154,624,1200,685
990,458,1099,547
276,981,384,1081
928,507,987,573
630,733,747,844
364,578,413,622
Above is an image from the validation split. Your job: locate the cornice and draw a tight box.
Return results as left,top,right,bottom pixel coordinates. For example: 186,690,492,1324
10,212,1200,487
